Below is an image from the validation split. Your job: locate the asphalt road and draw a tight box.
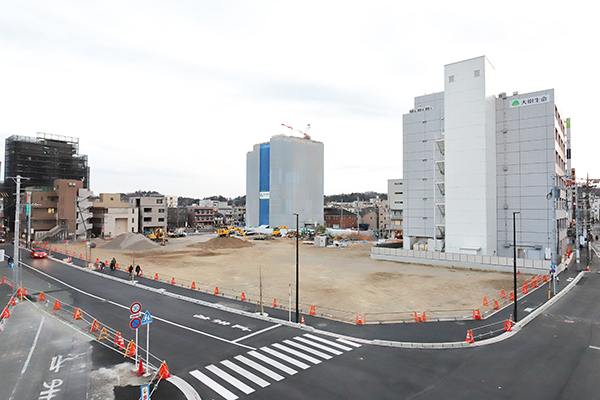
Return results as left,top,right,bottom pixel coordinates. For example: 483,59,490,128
1,242,598,399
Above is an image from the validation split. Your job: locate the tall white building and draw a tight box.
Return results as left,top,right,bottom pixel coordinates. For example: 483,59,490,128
246,134,324,229
403,56,569,262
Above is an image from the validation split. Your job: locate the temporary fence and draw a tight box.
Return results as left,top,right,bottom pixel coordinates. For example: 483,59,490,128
0,274,171,396
38,242,550,326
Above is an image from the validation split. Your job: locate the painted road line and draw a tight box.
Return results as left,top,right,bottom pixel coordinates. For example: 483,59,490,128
190,369,238,400
22,262,255,350
283,339,332,359
232,323,281,343
337,338,362,348
293,336,343,355
304,334,353,351
248,351,297,375
206,365,255,395
165,376,202,400
20,317,45,374
589,345,600,351
220,360,270,388
260,347,310,370
272,343,321,364
234,355,284,381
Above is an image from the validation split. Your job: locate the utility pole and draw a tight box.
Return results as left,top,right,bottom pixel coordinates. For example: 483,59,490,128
294,212,299,323
12,176,22,290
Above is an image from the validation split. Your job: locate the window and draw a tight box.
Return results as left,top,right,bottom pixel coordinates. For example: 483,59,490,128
132,218,134,223
48,208,55,213
474,69,480,77
143,217,151,222
448,75,454,83
158,209,165,213
144,208,151,213
156,199,163,204
158,218,165,222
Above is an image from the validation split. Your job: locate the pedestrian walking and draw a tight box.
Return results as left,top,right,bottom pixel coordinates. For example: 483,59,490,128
135,265,141,276
110,258,116,271
128,265,134,281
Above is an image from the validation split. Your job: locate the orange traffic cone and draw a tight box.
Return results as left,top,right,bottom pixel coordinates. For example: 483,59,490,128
273,298,277,308
9,297,16,306
473,309,482,320
310,305,316,316
74,308,82,320
125,341,136,358
509,291,515,301
117,334,125,350
39,292,46,301
191,282,196,290
466,330,474,344
483,296,488,306
158,362,171,379
154,273,159,280
136,358,145,377
522,282,528,294
214,287,219,295
422,312,427,322
500,289,506,299
1,276,6,284
493,300,499,310
54,300,61,310
587,265,590,271
171,277,175,285
2,307,10,319
301,315,305,325
79,254,83,259
542,275,548,282
90,319,100,332
503,319,513,332
95,258,99,264
356,313,363,325
240,292,246,301
115,263,119,270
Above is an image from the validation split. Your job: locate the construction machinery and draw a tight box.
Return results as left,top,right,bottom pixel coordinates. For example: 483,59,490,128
147,228,167,245
217,226,248,241
273,226,289,237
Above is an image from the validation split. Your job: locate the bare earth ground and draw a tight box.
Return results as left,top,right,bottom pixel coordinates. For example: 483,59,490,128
51,233,531,319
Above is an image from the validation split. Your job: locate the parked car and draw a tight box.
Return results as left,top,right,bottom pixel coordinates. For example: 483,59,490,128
0,236,5,243
30,247,47,259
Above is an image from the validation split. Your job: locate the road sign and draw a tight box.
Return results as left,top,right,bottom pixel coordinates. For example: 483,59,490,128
141,310,153,325
130,302,142,314
140,385,149,400
550,264,556,274
130,317,142,330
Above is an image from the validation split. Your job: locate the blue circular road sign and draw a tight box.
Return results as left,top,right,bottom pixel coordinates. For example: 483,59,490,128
130,317,142,330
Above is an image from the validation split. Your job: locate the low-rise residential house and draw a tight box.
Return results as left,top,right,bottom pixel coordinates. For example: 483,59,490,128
324,207,358,229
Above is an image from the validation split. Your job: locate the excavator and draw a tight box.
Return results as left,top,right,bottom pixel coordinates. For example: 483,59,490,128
147,228,167,246
273,226,289,237
217,226,248,241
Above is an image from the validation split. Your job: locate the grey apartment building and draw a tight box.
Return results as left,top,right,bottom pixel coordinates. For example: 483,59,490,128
129,194,168,233
403,56,569,262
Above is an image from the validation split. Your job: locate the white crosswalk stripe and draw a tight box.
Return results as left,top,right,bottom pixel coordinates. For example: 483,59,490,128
283,339,333,359
206,365,255,395
260,346,310,369
248,350,298,375
272,343,321,364
190,334,361,400
234,355,285,381
220,360,271,388
293,336,343,355
190,369,238,400
304,334,353,351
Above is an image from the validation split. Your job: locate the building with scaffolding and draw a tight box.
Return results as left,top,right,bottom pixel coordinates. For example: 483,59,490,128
402,56,569,263
3,133,90,239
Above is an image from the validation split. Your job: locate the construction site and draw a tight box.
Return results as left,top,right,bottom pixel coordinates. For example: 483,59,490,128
53,231,532,324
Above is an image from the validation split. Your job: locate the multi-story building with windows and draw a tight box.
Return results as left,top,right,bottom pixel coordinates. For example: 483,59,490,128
129,194,167,233
403,56,569,263
246,134,324,229
91,193,138,238
388,179,404,240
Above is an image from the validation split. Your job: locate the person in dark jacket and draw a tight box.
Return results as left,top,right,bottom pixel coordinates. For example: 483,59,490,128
135,265,141,276
128,265,134,281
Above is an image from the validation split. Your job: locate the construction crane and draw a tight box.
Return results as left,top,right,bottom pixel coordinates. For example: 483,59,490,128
281,123,311,140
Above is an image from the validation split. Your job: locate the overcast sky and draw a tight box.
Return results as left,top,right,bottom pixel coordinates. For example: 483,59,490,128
0,1,595,199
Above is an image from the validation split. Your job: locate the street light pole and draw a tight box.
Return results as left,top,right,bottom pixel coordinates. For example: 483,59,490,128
513,211,520,323
294,212,299,323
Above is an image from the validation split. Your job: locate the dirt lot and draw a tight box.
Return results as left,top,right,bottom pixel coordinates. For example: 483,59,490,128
51,233,528,318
